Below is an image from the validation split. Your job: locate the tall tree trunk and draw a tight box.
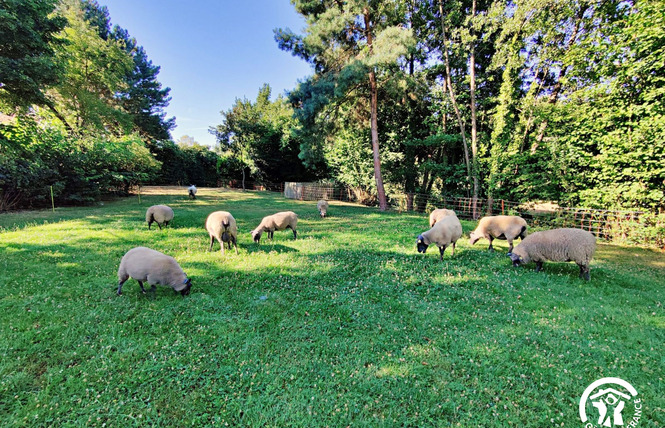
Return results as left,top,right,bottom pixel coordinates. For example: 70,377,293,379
439,0,471,196
469,0,479,219
364,8,388,211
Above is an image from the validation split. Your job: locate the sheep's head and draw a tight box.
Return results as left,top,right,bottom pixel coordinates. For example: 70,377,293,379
180,278,192,296
469,230,481,245
416,235,429,254
509,248,529,267
319,209,326,218
251,229,262,243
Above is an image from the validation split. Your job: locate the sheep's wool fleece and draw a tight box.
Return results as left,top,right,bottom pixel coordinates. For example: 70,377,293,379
317,200,328,213
206,211,237,239
118,247,188,291
423,215,463,246
512,228,596,264
146,205,174,223
429,208,456,227
474,215,527,238
258,211,298,231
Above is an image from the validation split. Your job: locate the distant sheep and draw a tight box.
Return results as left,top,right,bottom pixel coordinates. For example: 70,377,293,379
188,185,197,200
510,228,597,280
417,215,463,261
206,211,238,255
251,211,298,243
145,205,174,230
429,208,457,227
469,215,528,253
317,200,329,218
117,246,192,296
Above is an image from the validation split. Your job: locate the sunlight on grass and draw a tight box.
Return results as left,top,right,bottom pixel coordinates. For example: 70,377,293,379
0,187,663,426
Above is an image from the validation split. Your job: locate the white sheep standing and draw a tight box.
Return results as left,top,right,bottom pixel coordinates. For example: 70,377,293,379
317,200,329,218
469,215,528,254
429,208,457,227
206,211,238,255
188,185,197,200
417,215,463,261
509,228,597,280
251,211,298,243
145,205,174,230
117,246,192,296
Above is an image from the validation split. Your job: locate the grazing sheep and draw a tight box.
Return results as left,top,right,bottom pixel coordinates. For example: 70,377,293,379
417,215,463,261
509,228,597,280
145,205,174,230
117,247,192,296
206,211,238,255
251,211,298,243
188,185,197,199
429,208,457,227
317,200,329,218
469,215,528,254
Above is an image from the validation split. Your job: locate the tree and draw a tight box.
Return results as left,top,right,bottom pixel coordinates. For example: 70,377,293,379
0,0,66,109
276,0,414,211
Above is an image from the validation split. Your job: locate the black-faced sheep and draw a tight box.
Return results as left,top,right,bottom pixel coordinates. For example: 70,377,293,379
417,215,463,261
429,208,457,227
188,185,197,200
509,228,597,280
251,211,298,243
206,211,238,255
469,215,528,253
317,200,329,218
145,205,174,230
117,246,192,296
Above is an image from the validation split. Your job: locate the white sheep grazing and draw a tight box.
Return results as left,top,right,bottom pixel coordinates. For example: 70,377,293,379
510,228,597,280
206,211,238,255
117,247,192,296
417,215,463,261
429,208,457,227
251,211,298,243
145,205,174,230
317,200,329,218
469,215,528,254
188,185,197,200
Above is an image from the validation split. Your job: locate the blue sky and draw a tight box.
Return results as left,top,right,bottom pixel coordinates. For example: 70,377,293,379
100,0,313,148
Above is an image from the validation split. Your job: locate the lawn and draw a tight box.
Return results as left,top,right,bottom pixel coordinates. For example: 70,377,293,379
0,187,663,427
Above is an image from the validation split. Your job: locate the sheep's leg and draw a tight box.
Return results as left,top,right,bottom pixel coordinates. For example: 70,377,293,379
451,241,456,256
438,246,446,261
117,279,127,295
293,229,297,240
579,265,590,281
209,236,215,251
233,237,239,254
535,261,543,272
488,237,494,252
157,222,162,230
147,220,152,230
164,221,169,228
220,239,225,255
507,240,514,254
138,280,147,293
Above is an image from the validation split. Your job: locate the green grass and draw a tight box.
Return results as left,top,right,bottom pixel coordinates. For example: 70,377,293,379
1,187,663,427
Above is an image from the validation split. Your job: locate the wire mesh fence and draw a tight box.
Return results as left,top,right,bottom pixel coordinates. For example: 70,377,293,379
223,181,664,248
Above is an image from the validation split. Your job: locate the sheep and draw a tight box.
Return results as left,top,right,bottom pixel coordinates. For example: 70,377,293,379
469,215,528,254
188,185,197,200
509,228,597,280
416,215,463,261
205,211,238,255
251,211,298,243
317,200,329,218
429,208,457,227
145,205,174,230
117,246,192,296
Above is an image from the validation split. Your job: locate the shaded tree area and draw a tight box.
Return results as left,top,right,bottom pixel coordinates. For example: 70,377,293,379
0,0,219,209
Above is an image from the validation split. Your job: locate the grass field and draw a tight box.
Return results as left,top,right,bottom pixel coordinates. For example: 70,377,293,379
1,187,663,426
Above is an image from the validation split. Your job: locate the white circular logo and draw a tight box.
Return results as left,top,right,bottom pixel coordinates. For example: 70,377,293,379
579,377,642,427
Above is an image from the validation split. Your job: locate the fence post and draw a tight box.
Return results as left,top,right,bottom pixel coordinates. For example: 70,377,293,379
50,186,55,212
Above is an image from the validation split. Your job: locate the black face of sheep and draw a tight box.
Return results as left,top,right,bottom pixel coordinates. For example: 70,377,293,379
251,230,261,243
510,253,524,267
180,278,192,296
416,235,429,254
